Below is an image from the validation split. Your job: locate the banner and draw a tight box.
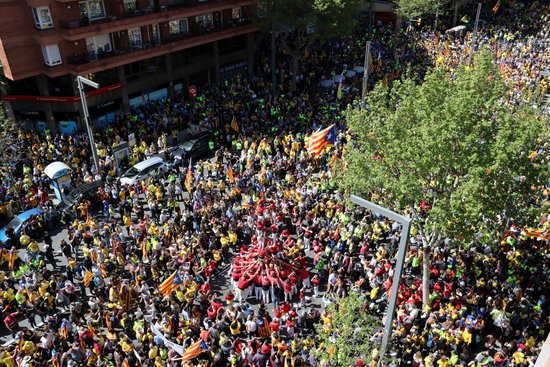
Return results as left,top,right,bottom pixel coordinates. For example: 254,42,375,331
151,324,186,356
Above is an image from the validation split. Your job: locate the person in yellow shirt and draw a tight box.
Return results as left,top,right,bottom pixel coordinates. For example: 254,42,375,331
0,350,15,367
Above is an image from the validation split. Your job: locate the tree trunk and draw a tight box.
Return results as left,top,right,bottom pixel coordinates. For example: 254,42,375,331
453,0,459,26
422,244,430,309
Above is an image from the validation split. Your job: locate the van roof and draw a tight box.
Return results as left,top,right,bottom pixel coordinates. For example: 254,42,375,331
133,156,164,171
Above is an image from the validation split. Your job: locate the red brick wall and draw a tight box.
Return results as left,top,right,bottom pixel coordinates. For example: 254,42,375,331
51,2,81,27
0,1,44,80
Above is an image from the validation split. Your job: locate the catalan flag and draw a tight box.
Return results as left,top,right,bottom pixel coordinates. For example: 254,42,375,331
242,197,256,209
258,317,271,338
181,340,208,362
492,0,501,13
184,159,193,193
227,167,235,184
305,125,336,156
512,225,550,240
83,271,94,287
158,272,183,296
231,115,240,132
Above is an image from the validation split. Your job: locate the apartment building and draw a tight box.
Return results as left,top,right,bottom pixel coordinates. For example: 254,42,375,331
0,0,259,133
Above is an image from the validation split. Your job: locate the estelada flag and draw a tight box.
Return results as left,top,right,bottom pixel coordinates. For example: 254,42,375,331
83,271,94,287
305,125,336,156
181,340,208,362
242,197,256,209
158,272,183,296
184,159,193,193
231,115,240,132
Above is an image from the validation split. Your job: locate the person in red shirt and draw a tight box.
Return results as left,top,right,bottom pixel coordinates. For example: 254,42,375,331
269,319,280,333
4,311,19,333
311,273,321,297
283,281,293,303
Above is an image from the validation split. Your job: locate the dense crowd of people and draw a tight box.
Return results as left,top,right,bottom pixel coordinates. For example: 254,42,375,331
422,2,550,112
0,2,548,367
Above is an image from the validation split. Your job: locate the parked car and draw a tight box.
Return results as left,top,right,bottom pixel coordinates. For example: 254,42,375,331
0,207,44,244
119,156,169,186
171,132,214,164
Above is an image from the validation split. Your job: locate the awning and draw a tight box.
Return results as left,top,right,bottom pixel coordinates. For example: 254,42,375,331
44,162,72,179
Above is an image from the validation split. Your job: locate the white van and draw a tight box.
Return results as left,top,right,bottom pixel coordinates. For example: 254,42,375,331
119,156,168,185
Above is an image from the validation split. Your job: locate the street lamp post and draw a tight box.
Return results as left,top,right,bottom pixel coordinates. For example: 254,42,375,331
76,76,100,173
349,195,412,366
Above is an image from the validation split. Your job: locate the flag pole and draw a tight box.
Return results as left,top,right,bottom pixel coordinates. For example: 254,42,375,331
361,41,372,108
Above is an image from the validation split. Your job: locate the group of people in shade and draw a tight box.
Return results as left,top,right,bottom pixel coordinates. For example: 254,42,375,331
0,1,548,366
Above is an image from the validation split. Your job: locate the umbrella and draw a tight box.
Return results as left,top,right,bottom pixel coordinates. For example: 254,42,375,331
320,80,334,88
346,70,357,78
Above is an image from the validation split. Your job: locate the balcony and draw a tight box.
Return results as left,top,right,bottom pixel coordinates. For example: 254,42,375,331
59,0,255,41
67,22,259,74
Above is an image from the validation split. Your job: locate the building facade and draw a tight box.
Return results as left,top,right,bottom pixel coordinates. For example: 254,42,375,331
0,0,259,133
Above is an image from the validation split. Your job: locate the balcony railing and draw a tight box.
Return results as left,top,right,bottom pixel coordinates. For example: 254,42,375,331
61,8,156,29
67,19,251,66
60,0,236,30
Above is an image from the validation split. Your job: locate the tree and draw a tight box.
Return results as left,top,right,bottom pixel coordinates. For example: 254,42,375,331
261,0,363,89
339,52,548,309
394,0,446,20
314,292,380,367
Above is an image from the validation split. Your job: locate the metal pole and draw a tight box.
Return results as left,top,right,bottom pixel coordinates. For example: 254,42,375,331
468,3,482,65
77,77,100,173
434,8,439,31
473,2,482,34
361,41,371,107
349,195,412,366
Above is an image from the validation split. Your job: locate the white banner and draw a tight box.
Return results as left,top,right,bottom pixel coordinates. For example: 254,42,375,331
151,323,186,356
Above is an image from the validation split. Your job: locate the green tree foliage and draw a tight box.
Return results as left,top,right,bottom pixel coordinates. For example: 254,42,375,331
262,0,363,38
394,0,446,19
260,0,363,86
340,52,547,307
314,292,380,367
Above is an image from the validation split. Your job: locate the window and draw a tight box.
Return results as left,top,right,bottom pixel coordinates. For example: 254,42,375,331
151,24,161,44
195,13,213,28
79,0,106,21
123,0,136,13
86,34,112,55
128,27,142,48
41,44,62,66
232,7,242,20
169,18,188,35
32,7,53,30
